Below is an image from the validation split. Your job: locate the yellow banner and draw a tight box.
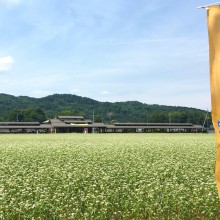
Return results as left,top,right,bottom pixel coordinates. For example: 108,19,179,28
207,5,220,198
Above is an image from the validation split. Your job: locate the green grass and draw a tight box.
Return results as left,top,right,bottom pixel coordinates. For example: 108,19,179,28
0,133,220,219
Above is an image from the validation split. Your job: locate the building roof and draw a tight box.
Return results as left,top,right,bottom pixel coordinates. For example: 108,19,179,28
63,120,93,124
0,122,40,126
107,124,204,129
50,119,66,126
50,122,107,128
58,116,85,120
114,123,194,127
0,124,52,129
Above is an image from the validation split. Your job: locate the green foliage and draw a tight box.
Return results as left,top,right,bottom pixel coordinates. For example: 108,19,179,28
94,114,103,123
5,108,46,122
110,120,118,124
56,109,82,117
0,93,210,125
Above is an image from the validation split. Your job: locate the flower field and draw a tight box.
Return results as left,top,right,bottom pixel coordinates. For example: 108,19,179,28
0,133,220,219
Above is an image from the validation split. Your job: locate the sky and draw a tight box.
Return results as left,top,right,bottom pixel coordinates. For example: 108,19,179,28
0,0,215,110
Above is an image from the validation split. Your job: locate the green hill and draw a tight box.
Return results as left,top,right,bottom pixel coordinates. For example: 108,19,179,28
0,93,210,125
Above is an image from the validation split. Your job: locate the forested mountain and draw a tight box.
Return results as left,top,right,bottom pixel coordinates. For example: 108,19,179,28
0,93,210,126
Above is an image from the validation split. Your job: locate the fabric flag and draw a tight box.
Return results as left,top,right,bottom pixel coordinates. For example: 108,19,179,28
207,5,220,198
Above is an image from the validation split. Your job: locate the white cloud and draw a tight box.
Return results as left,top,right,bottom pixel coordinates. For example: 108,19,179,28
101,91,111,95
0,0,21,6
0,56,14,71
30,90,52,98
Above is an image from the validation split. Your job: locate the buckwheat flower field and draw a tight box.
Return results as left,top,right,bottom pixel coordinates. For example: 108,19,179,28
1,133,220,219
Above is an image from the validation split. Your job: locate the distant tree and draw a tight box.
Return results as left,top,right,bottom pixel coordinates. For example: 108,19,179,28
5,108,46,122
110,120,118,124
25,108,46,122
6,109,24,122
0,93,209,125
57,109,82,116
94,115,103,123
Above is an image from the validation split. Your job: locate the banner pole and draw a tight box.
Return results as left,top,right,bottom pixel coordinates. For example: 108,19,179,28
199,3,220,198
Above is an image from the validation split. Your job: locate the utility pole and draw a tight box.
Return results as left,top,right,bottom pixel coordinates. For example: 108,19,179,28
92,110,95,133
203,109,209,129
169,113,171,124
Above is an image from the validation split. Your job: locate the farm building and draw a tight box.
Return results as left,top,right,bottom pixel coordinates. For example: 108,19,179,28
0,121,52,133
48,116,106,133
106,122,204,133
0,115,204,133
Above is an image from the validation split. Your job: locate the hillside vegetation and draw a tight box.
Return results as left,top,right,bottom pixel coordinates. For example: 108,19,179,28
0,93,210,125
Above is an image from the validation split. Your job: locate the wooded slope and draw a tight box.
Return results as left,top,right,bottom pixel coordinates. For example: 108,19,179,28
0,93,209,125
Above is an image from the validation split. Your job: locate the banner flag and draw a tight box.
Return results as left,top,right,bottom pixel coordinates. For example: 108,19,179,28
207,5,220,198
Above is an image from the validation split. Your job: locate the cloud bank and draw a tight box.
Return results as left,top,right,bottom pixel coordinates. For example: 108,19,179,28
0,56,14,72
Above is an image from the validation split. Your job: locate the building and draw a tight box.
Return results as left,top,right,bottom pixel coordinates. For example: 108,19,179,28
0,115,205,133
0,121,52,133
47,116,106,133
106,122,204,133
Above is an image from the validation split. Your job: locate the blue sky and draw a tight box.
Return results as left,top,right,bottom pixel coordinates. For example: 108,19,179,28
0,0,214,110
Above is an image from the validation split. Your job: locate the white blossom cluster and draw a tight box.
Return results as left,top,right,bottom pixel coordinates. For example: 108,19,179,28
0,133,219,219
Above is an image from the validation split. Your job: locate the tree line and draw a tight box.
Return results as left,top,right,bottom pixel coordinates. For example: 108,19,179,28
0,93,211,126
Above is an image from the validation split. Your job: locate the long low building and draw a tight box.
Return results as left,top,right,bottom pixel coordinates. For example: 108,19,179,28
0,122,52,133
106,122,204,133
0,116,205,133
